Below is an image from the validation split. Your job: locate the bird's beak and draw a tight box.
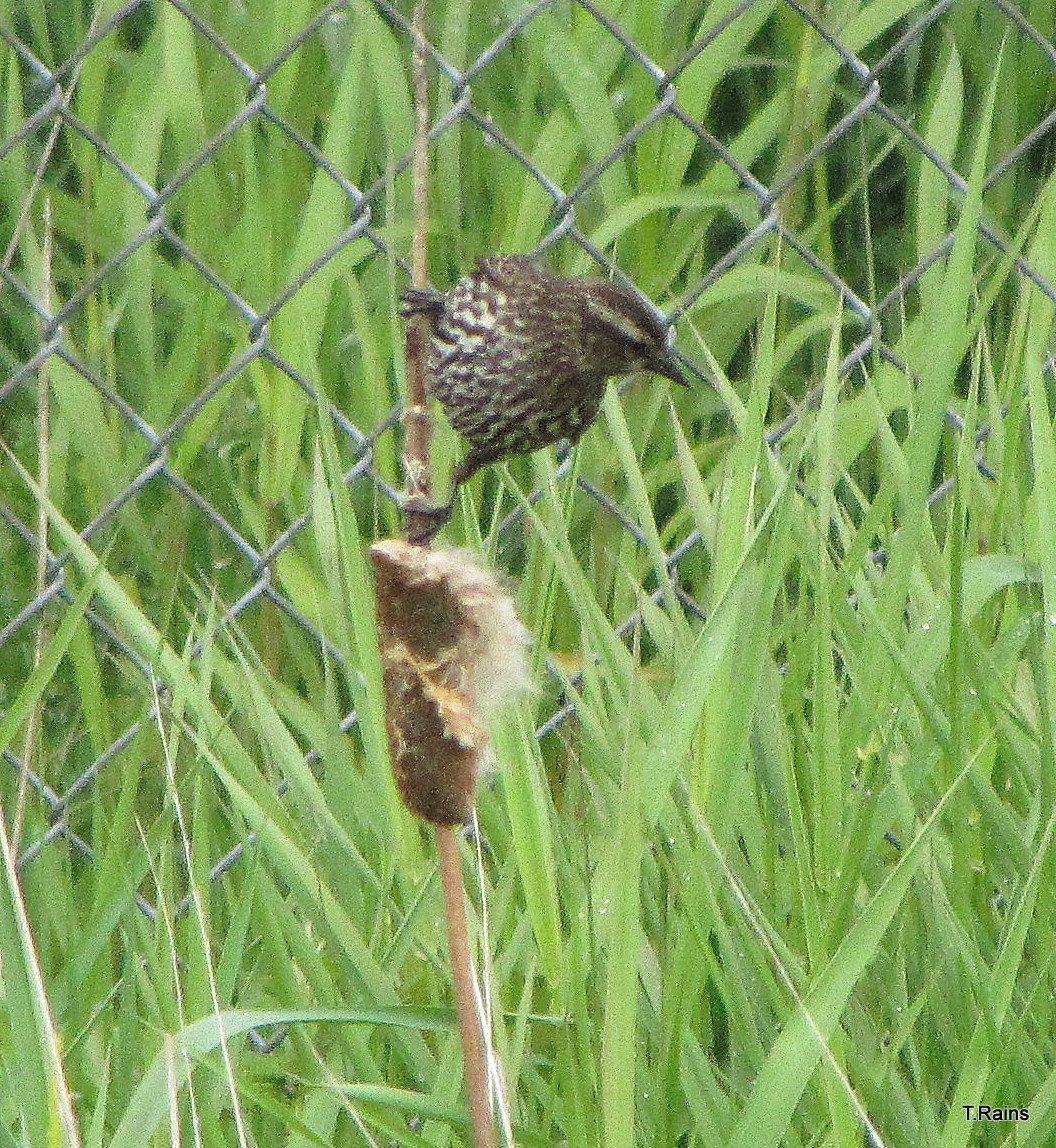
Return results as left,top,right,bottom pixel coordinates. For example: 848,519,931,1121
650,348,691,388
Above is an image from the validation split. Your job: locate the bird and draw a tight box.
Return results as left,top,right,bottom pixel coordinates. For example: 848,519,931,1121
400,254,688,544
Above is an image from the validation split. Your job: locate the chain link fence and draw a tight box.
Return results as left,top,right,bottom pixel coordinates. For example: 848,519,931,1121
2,0,1055,903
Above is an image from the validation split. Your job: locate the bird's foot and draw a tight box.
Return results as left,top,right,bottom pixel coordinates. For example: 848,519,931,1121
399,286,444,319
403,495,453,546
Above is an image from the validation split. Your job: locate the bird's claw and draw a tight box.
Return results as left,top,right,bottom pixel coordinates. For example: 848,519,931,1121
399,286,444,319
403,496,453,546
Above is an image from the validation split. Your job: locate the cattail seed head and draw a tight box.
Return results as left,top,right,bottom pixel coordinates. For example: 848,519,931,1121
370,540,530,825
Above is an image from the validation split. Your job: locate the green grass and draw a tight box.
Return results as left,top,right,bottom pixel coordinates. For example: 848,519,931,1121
2,0,1056,1145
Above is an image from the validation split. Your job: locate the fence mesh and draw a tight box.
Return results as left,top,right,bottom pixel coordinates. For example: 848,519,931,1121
2,0,1055,901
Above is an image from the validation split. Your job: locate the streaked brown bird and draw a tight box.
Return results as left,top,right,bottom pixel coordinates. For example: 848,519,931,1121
400,254,688,544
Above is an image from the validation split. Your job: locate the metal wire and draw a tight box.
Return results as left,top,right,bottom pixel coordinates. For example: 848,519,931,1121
1,0,1054,905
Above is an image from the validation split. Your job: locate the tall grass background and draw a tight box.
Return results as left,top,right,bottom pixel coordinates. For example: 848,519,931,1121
2,0,1056,1145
